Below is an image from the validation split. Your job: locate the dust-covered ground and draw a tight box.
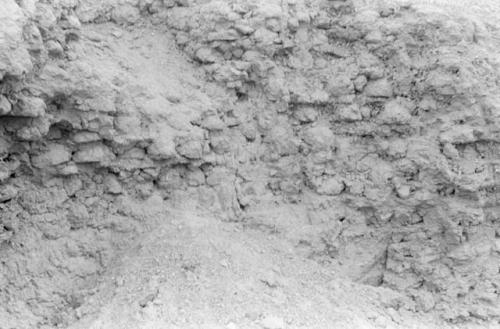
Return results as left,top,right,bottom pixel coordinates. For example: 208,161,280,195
1,0,500,328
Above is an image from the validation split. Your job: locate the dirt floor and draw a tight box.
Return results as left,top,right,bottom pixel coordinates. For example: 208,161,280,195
1,0,500,328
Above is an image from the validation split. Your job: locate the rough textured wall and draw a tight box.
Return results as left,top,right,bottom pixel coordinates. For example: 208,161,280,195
0,0,499,327
0,1,209,326
161,0,500,321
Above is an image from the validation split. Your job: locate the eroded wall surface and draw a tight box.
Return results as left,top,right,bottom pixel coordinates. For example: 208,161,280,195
0,0,499,327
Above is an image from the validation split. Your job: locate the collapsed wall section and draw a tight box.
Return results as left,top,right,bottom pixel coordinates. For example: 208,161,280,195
160,0,500,321
0,0,499,326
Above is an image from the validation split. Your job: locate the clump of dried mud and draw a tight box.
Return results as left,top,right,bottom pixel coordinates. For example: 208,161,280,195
1,0,499,328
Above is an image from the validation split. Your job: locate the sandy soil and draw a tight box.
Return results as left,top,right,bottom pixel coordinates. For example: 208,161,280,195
67,194,459,329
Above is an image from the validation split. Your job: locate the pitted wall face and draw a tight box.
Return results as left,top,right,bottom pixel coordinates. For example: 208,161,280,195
162,0,500,321
0,0,499,327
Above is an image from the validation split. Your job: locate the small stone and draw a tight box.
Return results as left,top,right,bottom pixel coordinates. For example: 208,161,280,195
224,116,241,127
206,167,232,186
347,180,365,195
176,139,204,160
365,30,384,43
165,93,182,104
469,308,489,321
353,75,367,92
207,29,239,42
0,185,18,202
58,163,79,176
0,95,12,115
226,322,238,329
303,126,335,150
201,115,225,131
0,163,10,182
310,89,330,104
31,143,72,168
256,3,282,19
111,30,123,38
296,11,310,24
378,99,412,124
184,168,204,186
260,315,284,329
234,24,255,35
360,106,372,119
317,44,350,58
66,14,81,29
16,116,51,141
73,143,116,163
439,125,476,144
413,290,435,312
11,96,46,117
364,78,393,98
83,30,104,42
17,0,37,14
418,96,437,112
240,123,257,141
287,17,299,31
294,107,318,123
396,185,411,199
195,48,217,64
232,3,248,14
0,137,8,158
425,71,455,96
72,131,101,143
64,177,83,197
138,289,159,308
259,271,283,288
111,4,141,25
315,176,345,196
210,133,234,154
175,32,189,45
114,148,154,171
337,104,362,122
34,3,57,29
104,175,122,195
0,230,13,242
46,40,64,58
174,0,189,7
266,18,281,33
379,6,395,17
67,202,90,229
314,14,331,29
253,28,279,48
115,276,125,287
365,66,385,80
442,143,459,159
147,136,177,160
328,75,354,96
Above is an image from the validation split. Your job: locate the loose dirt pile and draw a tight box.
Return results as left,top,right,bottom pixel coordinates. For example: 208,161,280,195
0,0,499,328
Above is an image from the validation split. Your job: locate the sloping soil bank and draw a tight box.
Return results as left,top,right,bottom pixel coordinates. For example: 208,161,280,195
67,202,469,329
0,0,499,328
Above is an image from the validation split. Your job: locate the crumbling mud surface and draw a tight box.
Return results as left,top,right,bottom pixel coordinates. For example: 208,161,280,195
1,0,499,328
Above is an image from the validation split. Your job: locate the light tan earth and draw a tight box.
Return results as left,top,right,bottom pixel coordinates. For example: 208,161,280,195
1,1,500,329
66,202,460,329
